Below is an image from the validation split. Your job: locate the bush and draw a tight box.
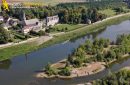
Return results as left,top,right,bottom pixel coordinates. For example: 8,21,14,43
45,63,58,76
58,67,71,76
0,27,13,44
38,30,45,36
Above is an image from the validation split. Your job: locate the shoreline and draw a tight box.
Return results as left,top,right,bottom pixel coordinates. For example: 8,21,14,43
36,43,130,79
36,61,106,79
36,55,130,79
0,35,53,49
40,13,130,48
0,13,130,61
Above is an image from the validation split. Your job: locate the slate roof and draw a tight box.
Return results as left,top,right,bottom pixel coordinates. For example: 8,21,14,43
24,18,39,26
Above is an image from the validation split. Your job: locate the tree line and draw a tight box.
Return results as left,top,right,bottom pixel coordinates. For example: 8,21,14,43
3,0,128,24
44,34,130,76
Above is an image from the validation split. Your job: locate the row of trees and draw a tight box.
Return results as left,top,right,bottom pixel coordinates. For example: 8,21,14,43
67,34,130,68
7,6,106,24
57,0,126,10
4,0,128,24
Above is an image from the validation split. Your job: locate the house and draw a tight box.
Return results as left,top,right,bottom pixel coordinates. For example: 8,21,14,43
46,15,59,27
2,17,19,30
22,18,43,34
9,19,19,26
22,13,43,34
21,13,59,34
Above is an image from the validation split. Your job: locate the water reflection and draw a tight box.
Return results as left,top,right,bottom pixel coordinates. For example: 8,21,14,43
0,59,11,70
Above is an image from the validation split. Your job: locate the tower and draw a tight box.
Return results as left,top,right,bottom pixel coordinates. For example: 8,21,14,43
23,12,26,20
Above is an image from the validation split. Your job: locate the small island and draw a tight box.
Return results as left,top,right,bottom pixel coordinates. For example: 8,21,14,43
36,34,130,79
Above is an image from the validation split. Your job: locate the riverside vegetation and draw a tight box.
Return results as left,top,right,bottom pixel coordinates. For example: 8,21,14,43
93,68,130,85
0,0,130,61
43,34,130,77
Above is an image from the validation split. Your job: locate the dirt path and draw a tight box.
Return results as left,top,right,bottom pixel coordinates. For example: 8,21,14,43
0,35,53,49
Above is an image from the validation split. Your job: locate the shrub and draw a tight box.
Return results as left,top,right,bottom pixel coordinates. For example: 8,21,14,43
58,67,71,76
38,30,45,36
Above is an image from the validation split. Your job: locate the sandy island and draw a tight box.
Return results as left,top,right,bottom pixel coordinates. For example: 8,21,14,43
36,59,106,79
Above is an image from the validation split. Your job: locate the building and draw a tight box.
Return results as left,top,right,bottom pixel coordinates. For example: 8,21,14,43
22,18,43,34
22,13,43,34
9,18,19,26
46,15,59,27
21,12,59,34
2,17,19,30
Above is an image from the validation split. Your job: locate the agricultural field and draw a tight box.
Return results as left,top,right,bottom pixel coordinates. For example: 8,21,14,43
9,0,87,5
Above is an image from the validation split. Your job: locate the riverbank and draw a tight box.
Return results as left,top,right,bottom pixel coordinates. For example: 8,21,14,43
36,33,130,79
0,13,130,61
40,13,130,48
36,54,130,79
0,35,53,49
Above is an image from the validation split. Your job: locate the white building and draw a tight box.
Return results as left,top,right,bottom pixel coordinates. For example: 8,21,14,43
22,18,43,34
22,13,43,34
46,15,59,27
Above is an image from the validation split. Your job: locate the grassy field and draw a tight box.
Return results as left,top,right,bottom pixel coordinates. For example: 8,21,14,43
0,42,38,61
11,0,87,5
49,24,86,33
99,8,130,17
0,13,130,61
99,9,116,17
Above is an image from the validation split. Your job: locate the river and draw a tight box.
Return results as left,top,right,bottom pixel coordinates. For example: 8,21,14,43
0,20,130,85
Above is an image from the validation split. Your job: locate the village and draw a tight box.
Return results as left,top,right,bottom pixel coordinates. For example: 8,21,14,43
0,11,59,34
0,2,61,48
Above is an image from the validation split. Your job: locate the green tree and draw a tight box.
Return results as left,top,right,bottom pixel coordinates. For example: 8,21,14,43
59,67,71,76
45,63,57,76
0,27,12,44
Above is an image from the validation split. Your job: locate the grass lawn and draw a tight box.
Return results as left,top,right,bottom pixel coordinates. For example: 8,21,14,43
49,24,86,33
0,42,38,61
99,9,116,17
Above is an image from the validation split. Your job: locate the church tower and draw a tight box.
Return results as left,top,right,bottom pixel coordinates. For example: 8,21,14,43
23,12,26,20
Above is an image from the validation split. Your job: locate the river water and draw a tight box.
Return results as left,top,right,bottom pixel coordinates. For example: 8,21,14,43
1,20,130,85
